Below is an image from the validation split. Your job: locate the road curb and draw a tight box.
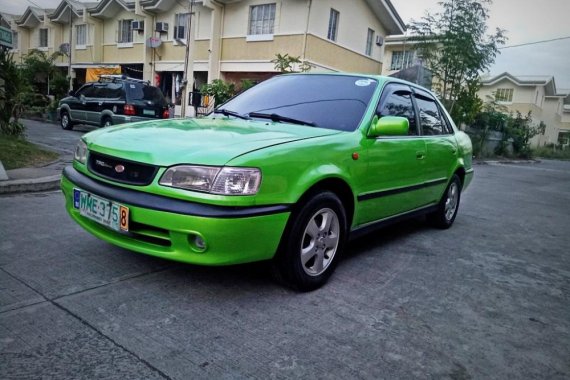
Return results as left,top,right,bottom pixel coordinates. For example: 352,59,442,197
0,174,61,195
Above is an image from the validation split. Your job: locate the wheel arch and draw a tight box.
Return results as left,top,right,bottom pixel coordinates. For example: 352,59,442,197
293,176,356,229
453,166,466,187
59,104,71,117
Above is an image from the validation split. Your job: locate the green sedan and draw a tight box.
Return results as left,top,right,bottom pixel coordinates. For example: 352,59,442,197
61,73,473,291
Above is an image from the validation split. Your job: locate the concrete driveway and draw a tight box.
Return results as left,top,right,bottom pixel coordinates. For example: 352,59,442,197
1,158,569,379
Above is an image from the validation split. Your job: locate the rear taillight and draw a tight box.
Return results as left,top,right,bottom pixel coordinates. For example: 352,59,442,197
162,109,170,119
124,104,135,116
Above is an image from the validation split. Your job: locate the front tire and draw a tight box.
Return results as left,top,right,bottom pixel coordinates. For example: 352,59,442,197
101,116,113,127
274,191,347,291
60,111,73,130
428,174,461,229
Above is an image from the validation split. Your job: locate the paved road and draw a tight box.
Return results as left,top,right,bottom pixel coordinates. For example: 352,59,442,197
1,159,569,379
24,119,96,155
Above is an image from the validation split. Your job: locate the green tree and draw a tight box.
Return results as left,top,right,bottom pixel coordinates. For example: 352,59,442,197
21,49,66,100
200,79,236,105
409,0,506,118
503,111,541,158
271,53,313,73
0,49,29,136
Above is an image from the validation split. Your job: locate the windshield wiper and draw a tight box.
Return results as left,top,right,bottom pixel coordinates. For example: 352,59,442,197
214,108,250,120
248,112,316,127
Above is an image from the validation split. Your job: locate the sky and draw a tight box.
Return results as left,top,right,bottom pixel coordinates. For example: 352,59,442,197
391,0,570,90
2,0,569,89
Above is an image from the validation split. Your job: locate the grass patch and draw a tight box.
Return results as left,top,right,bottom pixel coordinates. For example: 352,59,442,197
533,146,570,160
0,134,60,170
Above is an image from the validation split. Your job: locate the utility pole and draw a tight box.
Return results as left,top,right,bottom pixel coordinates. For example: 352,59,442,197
68,5,73,91
180,0,194,118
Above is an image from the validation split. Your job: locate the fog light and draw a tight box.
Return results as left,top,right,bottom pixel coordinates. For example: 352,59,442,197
194,236,206,250
188,233,207,252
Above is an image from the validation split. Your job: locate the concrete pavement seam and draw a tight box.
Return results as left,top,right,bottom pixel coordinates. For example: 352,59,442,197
0,266,174,380
52,301,174,380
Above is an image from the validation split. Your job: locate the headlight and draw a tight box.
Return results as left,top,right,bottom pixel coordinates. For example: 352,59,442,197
74,140,87,164
159,165,261,195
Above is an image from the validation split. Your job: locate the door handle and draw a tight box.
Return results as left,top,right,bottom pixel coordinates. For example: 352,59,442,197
416,151,425,160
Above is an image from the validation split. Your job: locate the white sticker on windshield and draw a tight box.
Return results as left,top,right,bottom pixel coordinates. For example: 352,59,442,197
130,84,136,88
355,79,373,87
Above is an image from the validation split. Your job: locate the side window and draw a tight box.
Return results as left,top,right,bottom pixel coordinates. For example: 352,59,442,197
377,89,418,135
415,95,444,135
76,85,94,98
105,83,124,99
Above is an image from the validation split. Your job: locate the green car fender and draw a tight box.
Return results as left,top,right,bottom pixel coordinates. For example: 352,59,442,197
225,132,361,223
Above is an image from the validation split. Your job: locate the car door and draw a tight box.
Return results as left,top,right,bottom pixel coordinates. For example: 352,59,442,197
85,84,108,125
68,84,91,123
357,84,430,225
413,90,458,203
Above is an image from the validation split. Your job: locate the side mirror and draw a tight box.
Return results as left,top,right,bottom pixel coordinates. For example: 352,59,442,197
368,116,409,137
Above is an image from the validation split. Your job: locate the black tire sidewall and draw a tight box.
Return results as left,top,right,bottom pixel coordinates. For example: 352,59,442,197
60,111,73,130
102,117,112,127
431,174,461,229
275,191,347,291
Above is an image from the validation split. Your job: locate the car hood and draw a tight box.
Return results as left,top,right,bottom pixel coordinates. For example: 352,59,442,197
84,117,342,166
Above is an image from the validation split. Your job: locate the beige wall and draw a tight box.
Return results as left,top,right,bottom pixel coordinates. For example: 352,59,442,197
308,0,387,62
103,43,144,63
478,79,536,105
223,0,309,37
305,34,382,73
103,9,146,45
221,34,304,61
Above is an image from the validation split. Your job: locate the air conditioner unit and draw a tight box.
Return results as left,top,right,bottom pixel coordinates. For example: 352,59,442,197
132,20,144,31
156,22,169,33
375,35,384,46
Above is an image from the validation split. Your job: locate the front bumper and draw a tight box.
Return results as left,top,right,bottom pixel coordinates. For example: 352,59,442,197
61,166,291,265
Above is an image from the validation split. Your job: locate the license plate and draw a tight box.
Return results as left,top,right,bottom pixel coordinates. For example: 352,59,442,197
73,188,129,232
143,109,155,116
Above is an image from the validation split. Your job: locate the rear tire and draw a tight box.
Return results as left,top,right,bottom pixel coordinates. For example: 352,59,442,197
427,174,461,229
273,191,347,291
101,116,113,127
60,111,73,130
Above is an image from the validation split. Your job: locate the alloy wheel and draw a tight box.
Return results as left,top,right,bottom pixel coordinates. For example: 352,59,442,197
300,208,340,276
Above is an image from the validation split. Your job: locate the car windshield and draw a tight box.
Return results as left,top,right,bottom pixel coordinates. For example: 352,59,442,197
127,83,166,105
218,74,378,131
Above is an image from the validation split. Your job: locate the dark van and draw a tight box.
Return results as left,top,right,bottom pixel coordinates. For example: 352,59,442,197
58,75,170,130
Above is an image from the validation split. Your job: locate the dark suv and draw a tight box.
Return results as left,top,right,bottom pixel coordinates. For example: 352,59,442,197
58,75,169,130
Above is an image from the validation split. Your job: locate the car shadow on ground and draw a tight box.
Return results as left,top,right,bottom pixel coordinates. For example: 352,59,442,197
112,216,433,293
344,216,430,260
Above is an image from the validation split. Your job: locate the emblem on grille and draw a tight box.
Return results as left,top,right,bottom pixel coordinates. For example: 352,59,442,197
115,164,125,173
95,159,112,169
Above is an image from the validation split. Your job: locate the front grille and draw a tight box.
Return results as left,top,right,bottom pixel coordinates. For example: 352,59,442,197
128,221,172,247
88,152,158,186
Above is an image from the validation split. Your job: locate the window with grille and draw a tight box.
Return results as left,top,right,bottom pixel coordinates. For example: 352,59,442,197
39,28,48,48
390,50,415,71
366,28,374,56
118,20,133,43
76,24,87,47
248,4,276,35
174,13,190,40
327,9,339,41
495,88,514,102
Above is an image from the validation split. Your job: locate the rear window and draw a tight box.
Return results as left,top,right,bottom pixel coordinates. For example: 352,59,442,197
126,83,166,105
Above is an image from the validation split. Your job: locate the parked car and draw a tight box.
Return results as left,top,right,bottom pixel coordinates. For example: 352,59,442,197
58,75,169,130
61,73,473,291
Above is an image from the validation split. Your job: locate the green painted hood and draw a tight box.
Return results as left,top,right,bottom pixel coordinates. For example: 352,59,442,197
84,117,341,166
